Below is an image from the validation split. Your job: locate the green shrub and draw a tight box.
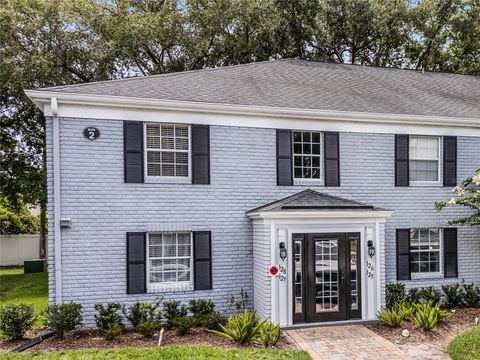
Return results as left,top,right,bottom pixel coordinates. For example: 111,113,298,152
377,307,405,327
136,320,157,338
171,316,195,336
188,299,215,320
102,323,123,340
209,310,265,344
255,321,281,347
461,282,480,308
0,304,36,340
408,301,451,330
43,302,83,338
94,303,123,339
197,312,226,331
385,283,406,309
163,300,187,326
123,301,162,328
442,283,464,309
408,286,442,305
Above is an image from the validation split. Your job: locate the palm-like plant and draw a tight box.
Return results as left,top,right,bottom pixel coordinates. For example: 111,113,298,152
209,310,266,344
408,301,451,330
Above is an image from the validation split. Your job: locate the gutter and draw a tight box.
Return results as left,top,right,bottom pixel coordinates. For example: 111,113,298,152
51,97,63,304
24,90,480,129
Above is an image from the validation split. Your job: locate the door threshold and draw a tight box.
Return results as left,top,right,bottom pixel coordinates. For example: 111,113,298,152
283,319,379,330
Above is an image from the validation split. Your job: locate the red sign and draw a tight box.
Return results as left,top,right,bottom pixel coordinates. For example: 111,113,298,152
269,266,279,276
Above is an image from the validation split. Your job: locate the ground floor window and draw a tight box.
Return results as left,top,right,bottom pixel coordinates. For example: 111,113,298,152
147,232,192,285
410,228,441,274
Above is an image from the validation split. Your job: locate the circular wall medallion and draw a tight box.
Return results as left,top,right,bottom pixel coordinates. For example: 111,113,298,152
83,127,100,140
269,266,279,276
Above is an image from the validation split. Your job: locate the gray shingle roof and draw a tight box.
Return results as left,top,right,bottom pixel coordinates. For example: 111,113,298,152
247,189,387,214
37,59,480,118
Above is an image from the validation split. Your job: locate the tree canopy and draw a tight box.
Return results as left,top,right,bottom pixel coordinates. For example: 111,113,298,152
1,0,479,237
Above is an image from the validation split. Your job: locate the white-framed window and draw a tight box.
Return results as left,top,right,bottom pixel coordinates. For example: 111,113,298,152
147,232,193,287
145,123,190,178
293,131,321,179
410,228,441,274
409,136,440,183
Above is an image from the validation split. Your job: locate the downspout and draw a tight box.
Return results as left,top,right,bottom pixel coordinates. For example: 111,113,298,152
51,97,62,304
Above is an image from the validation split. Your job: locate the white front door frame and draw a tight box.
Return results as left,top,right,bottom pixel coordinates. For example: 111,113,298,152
266,217,389,326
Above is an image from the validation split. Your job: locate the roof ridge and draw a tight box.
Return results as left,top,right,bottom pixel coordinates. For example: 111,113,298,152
37,59,284,91
34,57,479,92
295,58,480,78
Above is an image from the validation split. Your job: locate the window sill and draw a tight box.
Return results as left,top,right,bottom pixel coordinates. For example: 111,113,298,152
409,181,442,187
293,178,324,186
147,283,194,293
145,176,191,184
411,272,444,281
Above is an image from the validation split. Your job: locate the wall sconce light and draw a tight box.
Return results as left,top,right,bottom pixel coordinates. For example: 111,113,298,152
279,242,287,261
367,240,376,258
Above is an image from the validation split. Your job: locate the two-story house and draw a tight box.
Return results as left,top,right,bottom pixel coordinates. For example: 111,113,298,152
26,59,480,327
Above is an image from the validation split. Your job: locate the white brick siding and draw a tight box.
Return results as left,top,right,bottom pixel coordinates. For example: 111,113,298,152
46,117,480,325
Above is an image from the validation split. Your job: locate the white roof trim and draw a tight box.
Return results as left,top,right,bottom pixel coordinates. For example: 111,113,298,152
24,90,480,130
247,210,394,220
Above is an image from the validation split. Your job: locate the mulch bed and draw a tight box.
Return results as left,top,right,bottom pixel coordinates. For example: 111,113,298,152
0,327,296,353
367,307,480,352
0,329,47,353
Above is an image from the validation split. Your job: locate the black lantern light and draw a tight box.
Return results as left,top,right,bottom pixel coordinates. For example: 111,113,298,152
279,242,287,261
367,240,376,258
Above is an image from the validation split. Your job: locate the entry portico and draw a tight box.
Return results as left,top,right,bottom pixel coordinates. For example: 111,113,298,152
247,189,393,327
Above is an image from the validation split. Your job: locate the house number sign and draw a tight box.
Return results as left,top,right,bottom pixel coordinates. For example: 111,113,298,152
367,261,375,279
83,127,100,140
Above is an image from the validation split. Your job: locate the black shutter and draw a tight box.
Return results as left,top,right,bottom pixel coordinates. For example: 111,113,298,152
395,135,409,186
124,121,144,183
324,132,340,186
444,228,458,278
193,231,212,290
396,229,411,280
276,129,293,186
127,232,146,294
192,125,210,184
443,136,457,187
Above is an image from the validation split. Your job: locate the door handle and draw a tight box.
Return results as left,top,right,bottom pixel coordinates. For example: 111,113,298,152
339,269,345,284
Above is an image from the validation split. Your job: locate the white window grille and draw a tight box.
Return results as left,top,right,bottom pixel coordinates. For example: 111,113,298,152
293,131,321,179
409,136,440,182
145,123,189,177
147,232,193,286
410,228,441,274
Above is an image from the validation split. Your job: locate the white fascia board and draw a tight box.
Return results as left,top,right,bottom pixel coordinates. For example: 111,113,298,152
24,90,480,136
246,210,394,220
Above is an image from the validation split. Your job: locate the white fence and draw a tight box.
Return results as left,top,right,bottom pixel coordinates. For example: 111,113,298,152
0,234,41,266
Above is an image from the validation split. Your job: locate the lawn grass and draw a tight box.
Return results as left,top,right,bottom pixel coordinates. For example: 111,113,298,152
0,346,311,359
448,326,480,360
0,266,48,328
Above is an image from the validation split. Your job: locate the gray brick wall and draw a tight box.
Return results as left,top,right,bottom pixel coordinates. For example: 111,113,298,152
46,117,480,326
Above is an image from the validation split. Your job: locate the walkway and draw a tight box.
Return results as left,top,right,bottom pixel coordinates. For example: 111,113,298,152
287,324,411,360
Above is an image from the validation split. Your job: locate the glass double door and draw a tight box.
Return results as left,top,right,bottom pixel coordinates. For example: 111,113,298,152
293,233,361,323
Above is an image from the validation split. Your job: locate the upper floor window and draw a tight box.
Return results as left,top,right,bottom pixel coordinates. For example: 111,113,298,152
146,123,189,178
410,228,441,274
147,232,192,286
293,131,321,179
409,136,440,182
